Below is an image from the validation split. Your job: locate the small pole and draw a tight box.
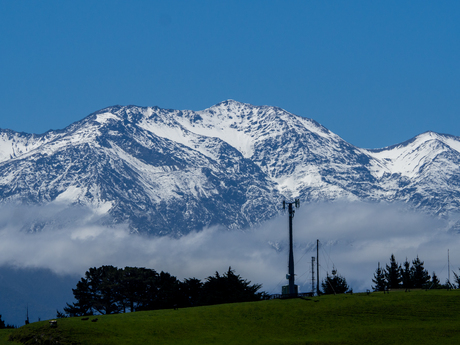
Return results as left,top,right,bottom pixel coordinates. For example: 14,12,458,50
311,257,316,295
25,305,29,325
288,202,295,295
316,239,320,296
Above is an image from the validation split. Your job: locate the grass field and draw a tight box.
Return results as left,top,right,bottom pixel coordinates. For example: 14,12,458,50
5,289,460,344
0,330,19,345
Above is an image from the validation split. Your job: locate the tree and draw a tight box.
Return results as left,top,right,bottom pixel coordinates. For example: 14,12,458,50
64,265,123,316
385,254,402,289
428,272,442,289
118,267,159,312
200,267,263,305
401,258,413,291
321,270,350,294
94,265,123,314
64,277,94,316
0,315,15,329
411,256,431,289
372,262,386,292
146,271,181,310
179,278,203,308
56,310,67,319
452,269,460,289
64,265,266,316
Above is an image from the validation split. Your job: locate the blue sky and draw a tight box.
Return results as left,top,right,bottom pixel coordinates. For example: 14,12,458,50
1,0,459,149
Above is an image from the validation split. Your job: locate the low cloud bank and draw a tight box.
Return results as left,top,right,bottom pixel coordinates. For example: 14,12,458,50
0,201,459,293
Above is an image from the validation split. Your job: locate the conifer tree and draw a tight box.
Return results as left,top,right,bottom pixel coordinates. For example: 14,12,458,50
372,262,386,292
452,269,460,289
0,315,14,329
411,256,431,289
385,254,402,289
429,271,442,289
321,270,350,294
401,258,413,291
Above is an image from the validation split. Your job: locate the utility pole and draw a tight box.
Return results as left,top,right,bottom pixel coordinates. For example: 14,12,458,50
311,257,315,295
282,199,300,297
316,239,320,296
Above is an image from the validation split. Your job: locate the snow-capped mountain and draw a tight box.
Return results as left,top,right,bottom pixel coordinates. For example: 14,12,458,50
365,132,460,214
1,100,459,235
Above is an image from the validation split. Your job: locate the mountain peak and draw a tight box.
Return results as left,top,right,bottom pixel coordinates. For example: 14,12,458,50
203,100,255,115
213,99,249,107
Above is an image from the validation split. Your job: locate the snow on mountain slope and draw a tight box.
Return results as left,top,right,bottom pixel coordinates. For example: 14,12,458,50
366,132,460,178
0,104,281,235
137,100,371,200
1,101,460,235
361,132,460,214
0,130,65,163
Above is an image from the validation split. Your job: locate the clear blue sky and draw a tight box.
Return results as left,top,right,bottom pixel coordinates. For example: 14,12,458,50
1,0,459,149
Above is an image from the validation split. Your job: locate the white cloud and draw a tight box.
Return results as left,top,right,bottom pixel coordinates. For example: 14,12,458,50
0,201,459,293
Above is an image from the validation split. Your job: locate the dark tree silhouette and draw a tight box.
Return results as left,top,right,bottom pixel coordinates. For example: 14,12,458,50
64,276,95,316
401,258,412,291
64,265,266,317
321,270,350,294
372,262,386,292
0,314,15,329
410,256,431,289
179,278,203,307
200,267,263,305
65,266,131,315
65,266,123,316
385,254,402,289
452,269,460,289
145,271,181,310
92,265,123,315
428,271,442,289
118,267,159,312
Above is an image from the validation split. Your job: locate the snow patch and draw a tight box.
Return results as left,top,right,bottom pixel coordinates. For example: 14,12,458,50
95,112,120,124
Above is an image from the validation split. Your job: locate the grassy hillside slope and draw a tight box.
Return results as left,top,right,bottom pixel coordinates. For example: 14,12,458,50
6,289,460,345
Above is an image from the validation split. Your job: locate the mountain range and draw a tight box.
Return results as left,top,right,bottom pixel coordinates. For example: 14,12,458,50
1,100,459,236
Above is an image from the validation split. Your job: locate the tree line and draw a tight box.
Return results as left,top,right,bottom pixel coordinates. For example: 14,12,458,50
61,266,266,317
372,254,451,292
57,256,460,317
319,253,460,295
0,315,15,329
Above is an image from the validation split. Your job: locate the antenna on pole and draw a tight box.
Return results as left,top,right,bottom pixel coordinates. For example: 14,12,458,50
282,199,300,297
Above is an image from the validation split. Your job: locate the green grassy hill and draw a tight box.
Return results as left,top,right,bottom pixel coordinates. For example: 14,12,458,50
4,289,460,345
